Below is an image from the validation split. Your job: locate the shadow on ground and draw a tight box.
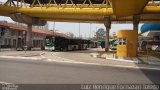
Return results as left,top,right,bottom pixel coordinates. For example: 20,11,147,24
138,65,160,84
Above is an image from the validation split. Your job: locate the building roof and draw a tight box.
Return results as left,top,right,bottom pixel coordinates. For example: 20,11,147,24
0,21,67,37
141,24,160,33
142,30,160,37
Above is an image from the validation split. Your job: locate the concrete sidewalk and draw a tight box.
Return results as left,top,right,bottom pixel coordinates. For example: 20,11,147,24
137,56,160,66
90,48,160,66
42,51,160,70
0,48,14,51
0,49,160,70
0,50,43,57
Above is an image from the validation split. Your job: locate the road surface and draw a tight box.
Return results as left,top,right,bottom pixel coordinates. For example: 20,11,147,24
0,57,160,84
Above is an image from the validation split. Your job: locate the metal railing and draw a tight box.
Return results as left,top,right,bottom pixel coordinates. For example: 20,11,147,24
3,0,160,8
147,0,160,6
3,0,112,8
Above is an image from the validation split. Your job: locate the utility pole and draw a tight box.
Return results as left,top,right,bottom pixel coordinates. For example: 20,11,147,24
95,27,98,40
0,30,1,52
90,23,92,39
0,35,1,52
53,22,55,36
79,23,81,38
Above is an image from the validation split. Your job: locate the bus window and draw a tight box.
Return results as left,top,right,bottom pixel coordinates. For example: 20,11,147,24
45,37,55,46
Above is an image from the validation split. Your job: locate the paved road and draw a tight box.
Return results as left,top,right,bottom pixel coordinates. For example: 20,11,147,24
0,57,160,84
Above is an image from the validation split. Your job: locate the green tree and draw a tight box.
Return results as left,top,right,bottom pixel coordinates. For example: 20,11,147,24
96,28,105,41
66,32,74,38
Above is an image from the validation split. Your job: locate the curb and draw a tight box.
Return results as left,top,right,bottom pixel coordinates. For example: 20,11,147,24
90,53,139,63
29,54,160,71
1,53,160,71
40,52,45,56
90,53,100,58
105,58,139,63
0,56,40,60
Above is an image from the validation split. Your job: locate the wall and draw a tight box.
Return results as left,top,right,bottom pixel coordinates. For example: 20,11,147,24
0,25,46,49
117,30,137,57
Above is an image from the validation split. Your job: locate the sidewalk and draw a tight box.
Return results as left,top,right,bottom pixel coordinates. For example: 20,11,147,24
0,50,43,57
90,48,160,66
42,50,160,70
137,56,160,66
0,49,160,70
0,48,14,51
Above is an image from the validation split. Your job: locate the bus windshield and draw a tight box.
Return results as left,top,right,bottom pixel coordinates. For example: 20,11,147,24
45,37,55,46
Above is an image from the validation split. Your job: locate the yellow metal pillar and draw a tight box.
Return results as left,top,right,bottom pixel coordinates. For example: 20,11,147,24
26,24,32,50
133,15,140,56
104,16,111,52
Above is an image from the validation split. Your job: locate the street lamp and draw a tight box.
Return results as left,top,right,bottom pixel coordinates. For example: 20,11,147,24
54,30,59,36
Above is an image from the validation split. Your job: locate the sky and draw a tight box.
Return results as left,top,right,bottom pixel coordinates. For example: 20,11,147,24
0,16,143,38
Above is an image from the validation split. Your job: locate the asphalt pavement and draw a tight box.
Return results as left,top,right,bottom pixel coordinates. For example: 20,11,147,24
0,49,160,90
0,57,160,84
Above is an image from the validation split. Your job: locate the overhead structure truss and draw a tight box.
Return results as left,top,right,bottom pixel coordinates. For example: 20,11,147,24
1,0,160,23
3,0,112,8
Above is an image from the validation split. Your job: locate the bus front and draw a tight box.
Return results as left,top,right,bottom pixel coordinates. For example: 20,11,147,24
45,36,55,51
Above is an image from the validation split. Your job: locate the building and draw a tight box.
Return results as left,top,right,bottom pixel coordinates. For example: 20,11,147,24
0,21,66,49
139,24,160,51
141,24,160,40
33,22,49,30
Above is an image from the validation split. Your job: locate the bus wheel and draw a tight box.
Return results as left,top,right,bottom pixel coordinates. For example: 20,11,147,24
63,47,68,51
85,46,87,50
59,48,63,51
